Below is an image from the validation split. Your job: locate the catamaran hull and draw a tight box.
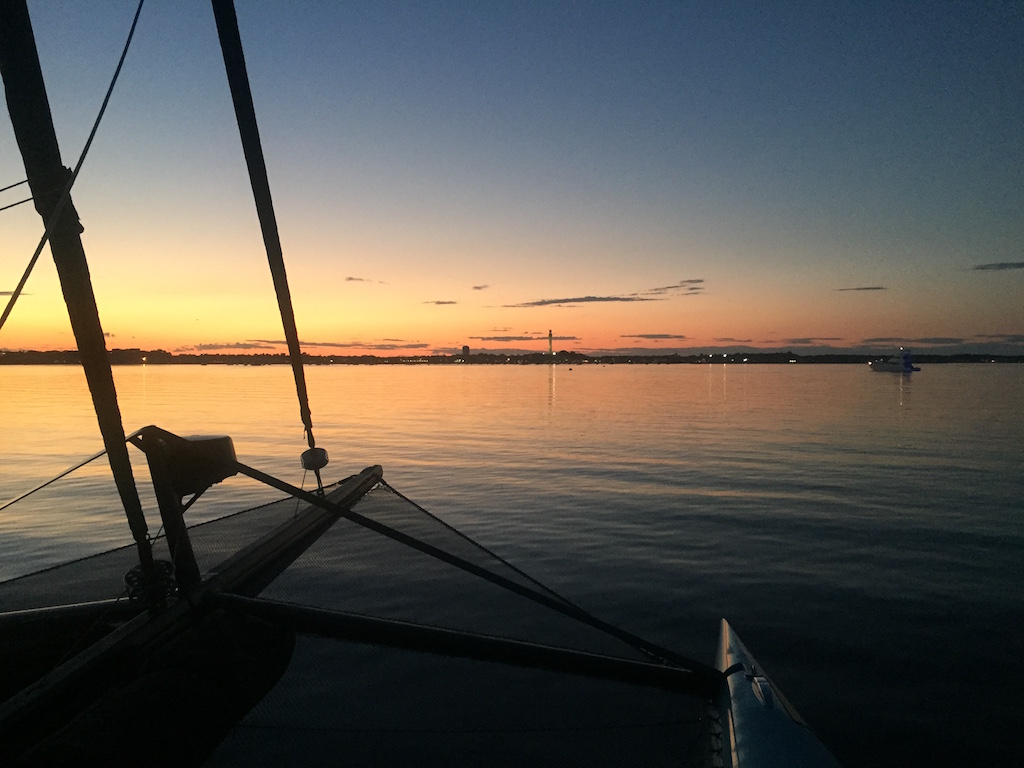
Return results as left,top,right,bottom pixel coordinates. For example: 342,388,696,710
714,619,840,768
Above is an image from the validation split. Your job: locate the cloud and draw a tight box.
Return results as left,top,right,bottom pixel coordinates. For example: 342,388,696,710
972,262,1024,271
345,276,388,284
863,336,966,346
472,284,489,290
246,338,430,350
503,281,706,308
976,333,1024,343
837,286,886,292
471,335,578,342
643,280,705,296
249,338,298,346
911,337,965,345
504,295,658,308
178,341,278,352
424,300,457,305
364,342,430,350
620,333,688,340
785,337,843,345
714,337,753,343
471,335,541,342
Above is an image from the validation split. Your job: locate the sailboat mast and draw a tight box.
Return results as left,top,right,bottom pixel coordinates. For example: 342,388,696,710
0,0,154,574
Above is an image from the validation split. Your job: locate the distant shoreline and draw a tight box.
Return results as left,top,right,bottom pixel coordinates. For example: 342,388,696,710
2,349,1022,365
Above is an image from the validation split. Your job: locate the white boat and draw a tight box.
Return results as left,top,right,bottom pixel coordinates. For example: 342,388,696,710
869,347,920,373
0,2,843,765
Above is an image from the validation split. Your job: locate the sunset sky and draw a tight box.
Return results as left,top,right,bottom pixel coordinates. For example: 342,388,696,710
2,1,1022,356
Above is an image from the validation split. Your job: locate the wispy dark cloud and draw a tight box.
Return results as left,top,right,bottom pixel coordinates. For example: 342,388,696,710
363,342,430,350
620,333,688,340
714,337,753,343
471,335,578,342
424,300,457,305
643,279,705,296
178,341,278,352
837,286,886,292
471,335,539,342
976,333,1024,343
345,276,387,284
472,284,489,291
248,338,430,350
864,337,968,346
504,295,658,308
249,338,299,347
911,337,965,345
504,280,707,308
785,337,843,345
972,262,1024,271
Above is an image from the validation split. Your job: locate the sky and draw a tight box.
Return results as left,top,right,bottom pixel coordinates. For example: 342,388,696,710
1,0,1022,356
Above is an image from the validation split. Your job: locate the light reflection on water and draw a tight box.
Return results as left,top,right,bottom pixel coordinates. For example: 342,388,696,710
1,363,1023,766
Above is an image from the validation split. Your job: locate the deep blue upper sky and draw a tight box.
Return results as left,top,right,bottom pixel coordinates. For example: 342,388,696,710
2,1,1021,354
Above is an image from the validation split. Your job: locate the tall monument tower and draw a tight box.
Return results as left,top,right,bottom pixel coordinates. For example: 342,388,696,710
548,330,553,356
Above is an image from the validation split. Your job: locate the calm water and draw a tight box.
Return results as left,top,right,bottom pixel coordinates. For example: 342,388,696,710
1,363,1022,766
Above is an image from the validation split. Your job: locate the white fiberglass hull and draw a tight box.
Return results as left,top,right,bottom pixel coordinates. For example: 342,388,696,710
714,619,840,768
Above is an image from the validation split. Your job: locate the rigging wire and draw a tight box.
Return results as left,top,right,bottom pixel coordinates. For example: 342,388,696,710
0,177,28,193
220,451,716,681
0,196,32,213
0,447,109,511
0,179,28,193
379,479,584,609
0,426,149,512
0,0,146,334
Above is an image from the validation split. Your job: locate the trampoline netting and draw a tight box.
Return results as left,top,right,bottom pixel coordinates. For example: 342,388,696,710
1,468,712,767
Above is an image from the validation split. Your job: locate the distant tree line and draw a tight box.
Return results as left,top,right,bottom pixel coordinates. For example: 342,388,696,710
1,348,1021,365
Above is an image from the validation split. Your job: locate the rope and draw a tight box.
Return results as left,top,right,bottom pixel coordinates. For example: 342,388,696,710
124,559,175,603
55,587,132,666
0,0,146,334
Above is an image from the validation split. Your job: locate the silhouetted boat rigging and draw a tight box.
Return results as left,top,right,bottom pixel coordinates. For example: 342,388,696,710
0,2,841,765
